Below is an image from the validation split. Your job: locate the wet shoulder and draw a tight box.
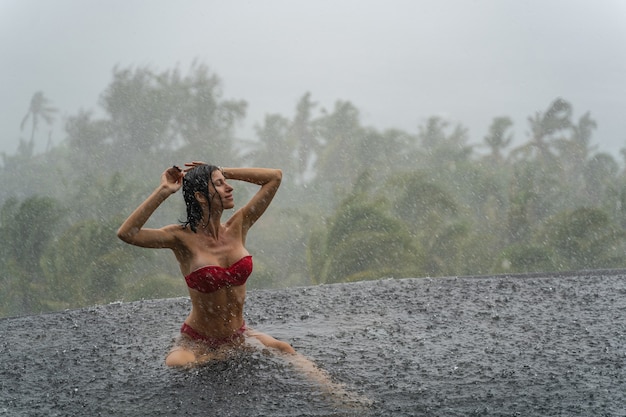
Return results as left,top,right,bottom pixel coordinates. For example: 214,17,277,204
225,208,245,229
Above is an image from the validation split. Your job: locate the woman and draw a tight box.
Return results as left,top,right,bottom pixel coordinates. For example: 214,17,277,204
117,162,295,366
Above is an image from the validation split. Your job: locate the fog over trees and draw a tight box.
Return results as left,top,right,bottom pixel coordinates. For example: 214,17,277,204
2,64,626,317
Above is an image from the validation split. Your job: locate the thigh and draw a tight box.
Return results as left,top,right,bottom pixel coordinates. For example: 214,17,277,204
246,329,296,354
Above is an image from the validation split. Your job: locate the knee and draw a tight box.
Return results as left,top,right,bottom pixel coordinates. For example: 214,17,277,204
165,349,196,367
275,341,296,355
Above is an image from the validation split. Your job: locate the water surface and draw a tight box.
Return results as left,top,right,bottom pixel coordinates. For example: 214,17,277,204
2,272,626,416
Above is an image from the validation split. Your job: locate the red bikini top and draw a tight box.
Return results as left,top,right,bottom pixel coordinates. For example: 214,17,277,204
185,256,253,293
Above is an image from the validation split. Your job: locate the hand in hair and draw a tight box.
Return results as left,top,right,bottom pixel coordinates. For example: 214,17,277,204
161,166,184,194
183,161,207,172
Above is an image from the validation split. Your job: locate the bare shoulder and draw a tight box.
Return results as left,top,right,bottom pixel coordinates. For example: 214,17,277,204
161,223,195,260
223,209,250,241
157,223,190,245
224,208,245,227
162,223,186,232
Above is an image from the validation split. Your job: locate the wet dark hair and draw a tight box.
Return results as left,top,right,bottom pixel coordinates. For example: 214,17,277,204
180,163,222,232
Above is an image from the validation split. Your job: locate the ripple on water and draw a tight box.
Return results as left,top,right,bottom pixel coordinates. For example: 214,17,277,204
3,272,626,416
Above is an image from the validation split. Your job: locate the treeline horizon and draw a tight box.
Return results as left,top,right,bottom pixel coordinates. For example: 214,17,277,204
2,62,626,318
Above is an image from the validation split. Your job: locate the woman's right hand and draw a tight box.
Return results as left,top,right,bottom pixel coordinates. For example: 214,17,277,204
161,165,184,194
117,165,184,247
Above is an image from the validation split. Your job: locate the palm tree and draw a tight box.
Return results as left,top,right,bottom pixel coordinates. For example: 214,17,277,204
244,113,294,173
512,98,572,163
483,116,514,164
20,91,57,145
309,193,417,284
555,111,597,167
287,92,318,184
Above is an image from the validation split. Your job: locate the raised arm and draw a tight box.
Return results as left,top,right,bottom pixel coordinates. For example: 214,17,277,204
223,167,282,230
117,166,183,248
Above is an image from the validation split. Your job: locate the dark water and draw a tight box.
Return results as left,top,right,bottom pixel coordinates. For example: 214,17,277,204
2,271,626,416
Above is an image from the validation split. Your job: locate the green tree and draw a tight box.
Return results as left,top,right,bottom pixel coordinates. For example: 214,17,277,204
20,91,57,151
512,98,572,164
555,111,597,168
389,172,458,235
583,153,619,207
482,116,514,164
452,163,511,272
308,179,418,284
41,217,184,310
287,92,319,184
245,93,322,196
388,172,469,276
312,100,366,195
497,244,555,273
246,206,313,288
4,72,625,317
95,63,246,172
539,207,625,270
102,66,176,157
506,162,548,244
416,116,472,171
64,110,111,173
552,111,599,207
172,62,247,159
310,100,418,209
70,170,149,224
245,114,294,178
40,219,128,308
0,196,65,316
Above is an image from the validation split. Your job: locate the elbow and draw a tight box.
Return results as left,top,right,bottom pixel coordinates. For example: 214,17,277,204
274,169,283,183
116,228,127,242
116,227,133,244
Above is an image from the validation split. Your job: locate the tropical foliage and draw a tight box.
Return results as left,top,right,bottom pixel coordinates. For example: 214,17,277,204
1,63,625,317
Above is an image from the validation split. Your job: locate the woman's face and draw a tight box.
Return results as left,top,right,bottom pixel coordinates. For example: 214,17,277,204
209,169,234,209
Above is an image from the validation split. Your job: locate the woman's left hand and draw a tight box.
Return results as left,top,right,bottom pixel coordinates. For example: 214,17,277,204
183,161,206,172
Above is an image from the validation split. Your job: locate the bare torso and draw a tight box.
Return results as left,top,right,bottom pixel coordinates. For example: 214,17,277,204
171,213,250,338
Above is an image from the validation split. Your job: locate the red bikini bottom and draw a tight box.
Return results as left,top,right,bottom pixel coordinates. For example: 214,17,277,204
180,322,246,348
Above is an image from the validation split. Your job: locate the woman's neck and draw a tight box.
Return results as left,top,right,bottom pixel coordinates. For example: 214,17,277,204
200,212,223,238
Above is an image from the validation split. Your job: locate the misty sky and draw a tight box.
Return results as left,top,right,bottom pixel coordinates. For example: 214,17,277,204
2,0,625,157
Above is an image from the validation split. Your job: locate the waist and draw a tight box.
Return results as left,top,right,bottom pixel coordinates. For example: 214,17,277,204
180,322,246,348
187,287,246,318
